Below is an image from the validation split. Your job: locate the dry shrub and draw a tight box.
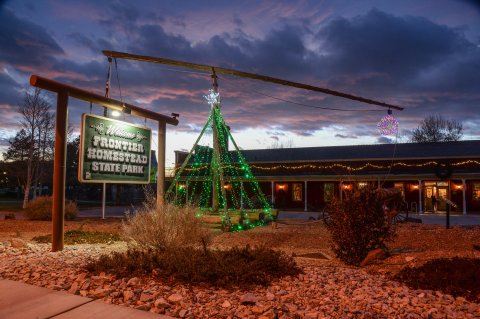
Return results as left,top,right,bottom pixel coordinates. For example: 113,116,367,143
327,186,400,265
86,245,301,287
24,196,78,220
123,203,212,252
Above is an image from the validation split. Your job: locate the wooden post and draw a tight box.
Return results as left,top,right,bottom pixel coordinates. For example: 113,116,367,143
418,180,423,213
157,120,166,208
304,181,308,212
52,91,68,252
271,181,275,206
462,179,467,215
339,181,343,202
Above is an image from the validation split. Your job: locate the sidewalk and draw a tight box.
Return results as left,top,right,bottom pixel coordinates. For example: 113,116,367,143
277,211,480,225
0,279,173,319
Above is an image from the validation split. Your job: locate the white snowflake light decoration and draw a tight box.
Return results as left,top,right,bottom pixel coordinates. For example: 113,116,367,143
203,89,221,107
377,111,399,136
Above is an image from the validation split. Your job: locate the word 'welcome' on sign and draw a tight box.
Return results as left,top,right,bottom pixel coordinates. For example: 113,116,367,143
78,113,152,184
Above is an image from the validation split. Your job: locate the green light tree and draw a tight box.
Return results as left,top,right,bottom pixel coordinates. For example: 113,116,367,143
165,85,272,229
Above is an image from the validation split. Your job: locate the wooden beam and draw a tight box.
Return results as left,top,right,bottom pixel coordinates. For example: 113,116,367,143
103,50,404,111
30,75,179,125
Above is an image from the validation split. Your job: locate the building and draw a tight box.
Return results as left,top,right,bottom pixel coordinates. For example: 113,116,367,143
173,140,480,215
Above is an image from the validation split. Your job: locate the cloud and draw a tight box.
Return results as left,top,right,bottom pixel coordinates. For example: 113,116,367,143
315,9,477,95
0,9,64,69
377,136,394,144
0,71,21,106
1,4,479,148
335,133,358,139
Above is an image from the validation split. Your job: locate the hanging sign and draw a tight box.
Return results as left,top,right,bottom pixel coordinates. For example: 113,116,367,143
78,114,152,184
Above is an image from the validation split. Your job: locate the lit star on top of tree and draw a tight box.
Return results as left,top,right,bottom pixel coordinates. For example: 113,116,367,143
203,89,221,107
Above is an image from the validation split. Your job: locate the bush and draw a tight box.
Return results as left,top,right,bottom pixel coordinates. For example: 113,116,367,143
326,186,400,265
86,245,301,287
24,196,78,220
395,257,480,302
123,203,212,252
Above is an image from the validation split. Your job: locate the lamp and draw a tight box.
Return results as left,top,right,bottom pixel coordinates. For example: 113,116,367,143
122,104,131,114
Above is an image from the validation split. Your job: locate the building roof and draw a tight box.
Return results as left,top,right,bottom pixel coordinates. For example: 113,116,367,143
240,140,480,163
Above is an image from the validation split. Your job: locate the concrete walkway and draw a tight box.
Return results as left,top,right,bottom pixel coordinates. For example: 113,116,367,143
0,279,172,319
277,211,480,225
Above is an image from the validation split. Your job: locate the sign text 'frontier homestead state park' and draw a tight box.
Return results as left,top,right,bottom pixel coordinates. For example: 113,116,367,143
79,114,152,184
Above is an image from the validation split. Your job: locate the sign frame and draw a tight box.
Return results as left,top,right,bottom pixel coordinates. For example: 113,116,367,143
78,113,152,184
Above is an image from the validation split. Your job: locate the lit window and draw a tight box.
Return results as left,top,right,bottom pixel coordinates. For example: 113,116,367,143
473,183,480,201
324,183,334,202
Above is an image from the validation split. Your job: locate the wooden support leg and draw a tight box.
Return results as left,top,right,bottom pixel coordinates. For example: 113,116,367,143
52,92,68,252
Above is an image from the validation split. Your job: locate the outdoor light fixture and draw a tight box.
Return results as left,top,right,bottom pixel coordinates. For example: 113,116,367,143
455,184,463,190
111,110,121,117
377,109,399,136
122,104,132,114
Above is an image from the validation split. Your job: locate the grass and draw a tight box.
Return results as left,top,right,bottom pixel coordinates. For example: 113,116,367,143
33,230,121,245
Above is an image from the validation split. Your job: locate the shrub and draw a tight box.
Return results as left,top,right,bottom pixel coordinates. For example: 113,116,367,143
24,196,78,220
123,203,212,252
326,186,400,265
395,257,480,302
86,245,301,287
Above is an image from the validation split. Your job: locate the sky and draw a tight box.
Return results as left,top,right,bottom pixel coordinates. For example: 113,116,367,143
1,0,480,167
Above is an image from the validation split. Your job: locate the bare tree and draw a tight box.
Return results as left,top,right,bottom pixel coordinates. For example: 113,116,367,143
13,88,54,208
268,139,295,149
411,115,463,143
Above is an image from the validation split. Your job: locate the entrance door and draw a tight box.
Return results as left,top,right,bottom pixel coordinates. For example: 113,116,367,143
437,187,448,211
424,184,436,212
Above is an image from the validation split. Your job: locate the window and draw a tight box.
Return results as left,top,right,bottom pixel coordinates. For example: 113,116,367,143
292,183,302,202
473,183,480,201
324,183,334,202
394,182,405,197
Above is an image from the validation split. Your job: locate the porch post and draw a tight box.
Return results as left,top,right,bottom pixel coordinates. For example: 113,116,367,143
418,180,423,214
339,181,343,202
271,181,275,206
304,181,308,212
462,179,467,215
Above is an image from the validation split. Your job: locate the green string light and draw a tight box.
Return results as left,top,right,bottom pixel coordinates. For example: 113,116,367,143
166,90,273,231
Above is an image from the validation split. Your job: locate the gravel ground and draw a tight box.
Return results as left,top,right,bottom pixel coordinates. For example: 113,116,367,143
1,220,480,318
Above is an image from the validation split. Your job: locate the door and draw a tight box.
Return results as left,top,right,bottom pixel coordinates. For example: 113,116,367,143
437,187,448,211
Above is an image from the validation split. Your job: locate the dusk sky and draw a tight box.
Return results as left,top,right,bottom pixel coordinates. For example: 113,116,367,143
1,0,479,166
